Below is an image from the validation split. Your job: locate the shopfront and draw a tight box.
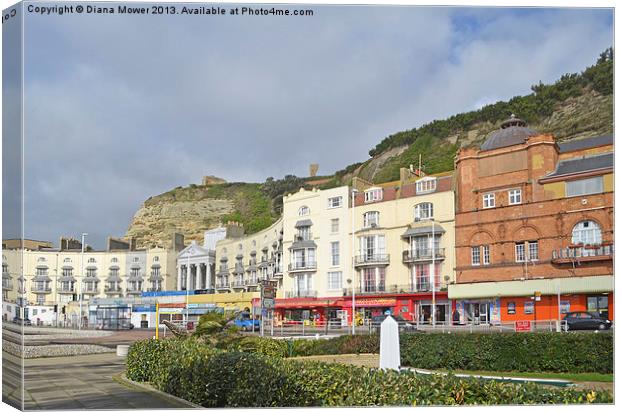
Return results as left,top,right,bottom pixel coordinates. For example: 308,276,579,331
454,298,501,325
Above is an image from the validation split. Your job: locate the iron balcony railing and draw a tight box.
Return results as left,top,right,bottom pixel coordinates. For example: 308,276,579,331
402,248,446,263
216,282,230,289
231,280,246,288
288,262,317,272
354,254,390,266
31,284,52,293
2,280,13,290
285,290,317,298
104,285,122,293
552,244,614,261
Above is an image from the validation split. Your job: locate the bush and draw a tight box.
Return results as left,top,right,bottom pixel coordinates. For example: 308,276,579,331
128,344,612,406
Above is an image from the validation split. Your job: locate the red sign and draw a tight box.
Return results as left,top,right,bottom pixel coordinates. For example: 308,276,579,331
515,320,531,332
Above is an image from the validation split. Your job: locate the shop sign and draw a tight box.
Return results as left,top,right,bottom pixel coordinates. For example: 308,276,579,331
187,303,216,309
354,298,397,307
133,304,156,312
515,320,531,332
159,307,185,314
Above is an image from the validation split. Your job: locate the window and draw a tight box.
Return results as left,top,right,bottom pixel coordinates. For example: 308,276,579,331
471,247,480,265
37,257,46,262
414,203,434,220
86,268,97,277
36,267,48,277
482,193,495,208
327,271,342,290
327,196,342,208
482,245,490,265
298,206,310,216
524,301,534,314
87,257,96,263
528,241,538,261
133,257,140,263
62,267,73,277
508,189,522,205
566,176,603,197
515,241,538,262
297,226,311,241
360,235,386,259
361,267,386,293
111,257,118,263
416,177,437,194
363,211,380,228
331,218,339,234
572,220,602,245
364,188,382,203
36,295,45,305
330,242,340,266
153,256,160,262
507,302,516,314
63,258,72,263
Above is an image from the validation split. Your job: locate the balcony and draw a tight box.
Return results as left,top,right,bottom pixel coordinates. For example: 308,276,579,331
147,287,162,292
104,285,122,293
285,290,317,298
402,248,446,263
31,285,52,294
231,280,246,289
216,282,231,290
58,286,75,294
552,244,614,264
288,262,317,273
126,288,143,295
2,280,13,291
354,254,390,267
82,287,99,295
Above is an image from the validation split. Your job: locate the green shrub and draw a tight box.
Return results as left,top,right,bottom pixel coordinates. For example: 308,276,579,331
233,336,289,357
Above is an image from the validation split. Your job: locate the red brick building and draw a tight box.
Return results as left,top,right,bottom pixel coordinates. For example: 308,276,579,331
451,116,613,326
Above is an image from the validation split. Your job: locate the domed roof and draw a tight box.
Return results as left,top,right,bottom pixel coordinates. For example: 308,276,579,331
480,115,538,151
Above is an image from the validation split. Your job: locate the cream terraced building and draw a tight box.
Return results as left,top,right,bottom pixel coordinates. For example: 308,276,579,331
2,241,179,322
214,219,284,295
281,186,352,300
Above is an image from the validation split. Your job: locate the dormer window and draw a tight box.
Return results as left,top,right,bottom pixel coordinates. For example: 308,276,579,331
414,202,434,221
363,211,380,228
364,188,383,203
298,206,310,216
416,177,437,194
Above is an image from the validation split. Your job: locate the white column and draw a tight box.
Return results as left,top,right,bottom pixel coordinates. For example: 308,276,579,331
198,263,204,290
206,263,212,290
177,265,182,291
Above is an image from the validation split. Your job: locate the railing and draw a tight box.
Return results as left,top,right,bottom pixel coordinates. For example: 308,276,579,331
2,281,13,290
288,262,317,271
216,283,230,289
285,290,317,298
292,232,313,243
354,254,390,266
244,319,571,338
342,283,443,296
552,244,614,262
146,287,162,292
30,285,52,293
104,285,122,292
403,248,446,262
83,288,99,294
231,280,246,288
126,288,143,294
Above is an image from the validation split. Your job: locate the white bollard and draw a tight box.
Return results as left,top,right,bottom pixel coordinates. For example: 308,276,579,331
116,344,130,357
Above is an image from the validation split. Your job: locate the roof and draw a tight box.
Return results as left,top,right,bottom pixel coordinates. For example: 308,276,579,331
558,134,614,153
402,224,446,238
544,153,613,178
295,219,313,228
480,115,538,151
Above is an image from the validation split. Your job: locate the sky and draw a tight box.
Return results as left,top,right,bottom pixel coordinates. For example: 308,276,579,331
2,3,614,249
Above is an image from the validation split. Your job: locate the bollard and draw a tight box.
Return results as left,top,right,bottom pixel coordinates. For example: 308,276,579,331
116,344,129,357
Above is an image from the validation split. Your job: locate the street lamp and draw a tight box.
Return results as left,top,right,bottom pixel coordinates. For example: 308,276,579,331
351,188,358,335
79,233,88,330
185,248,193,325
431,221,436,328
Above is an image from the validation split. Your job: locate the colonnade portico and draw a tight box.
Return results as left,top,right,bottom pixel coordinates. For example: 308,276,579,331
177,262,212,290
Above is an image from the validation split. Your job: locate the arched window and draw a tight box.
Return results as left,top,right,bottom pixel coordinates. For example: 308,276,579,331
572,220,602,245
363,211,380,228
414,203,434,220
298,206,310,216
88,257,96,263
153,256,160,262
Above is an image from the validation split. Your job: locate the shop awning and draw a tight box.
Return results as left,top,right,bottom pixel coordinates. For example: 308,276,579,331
402,224,445,238
448,275,613,299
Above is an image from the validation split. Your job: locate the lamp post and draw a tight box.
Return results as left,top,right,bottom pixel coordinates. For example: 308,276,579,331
185,248,193,325
351,188,358,335
79,233,87,330
431,221,436,328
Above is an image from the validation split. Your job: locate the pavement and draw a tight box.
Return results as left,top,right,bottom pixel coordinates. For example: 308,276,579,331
2,351,193,410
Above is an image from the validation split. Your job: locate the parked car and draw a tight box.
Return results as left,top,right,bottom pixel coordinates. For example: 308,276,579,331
371,314,417,332
234,312,260,331
12,317,32,326
563,311,612,331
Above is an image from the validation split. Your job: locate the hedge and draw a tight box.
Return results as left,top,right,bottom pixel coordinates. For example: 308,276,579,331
230,333,612,374
126,340,612,406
